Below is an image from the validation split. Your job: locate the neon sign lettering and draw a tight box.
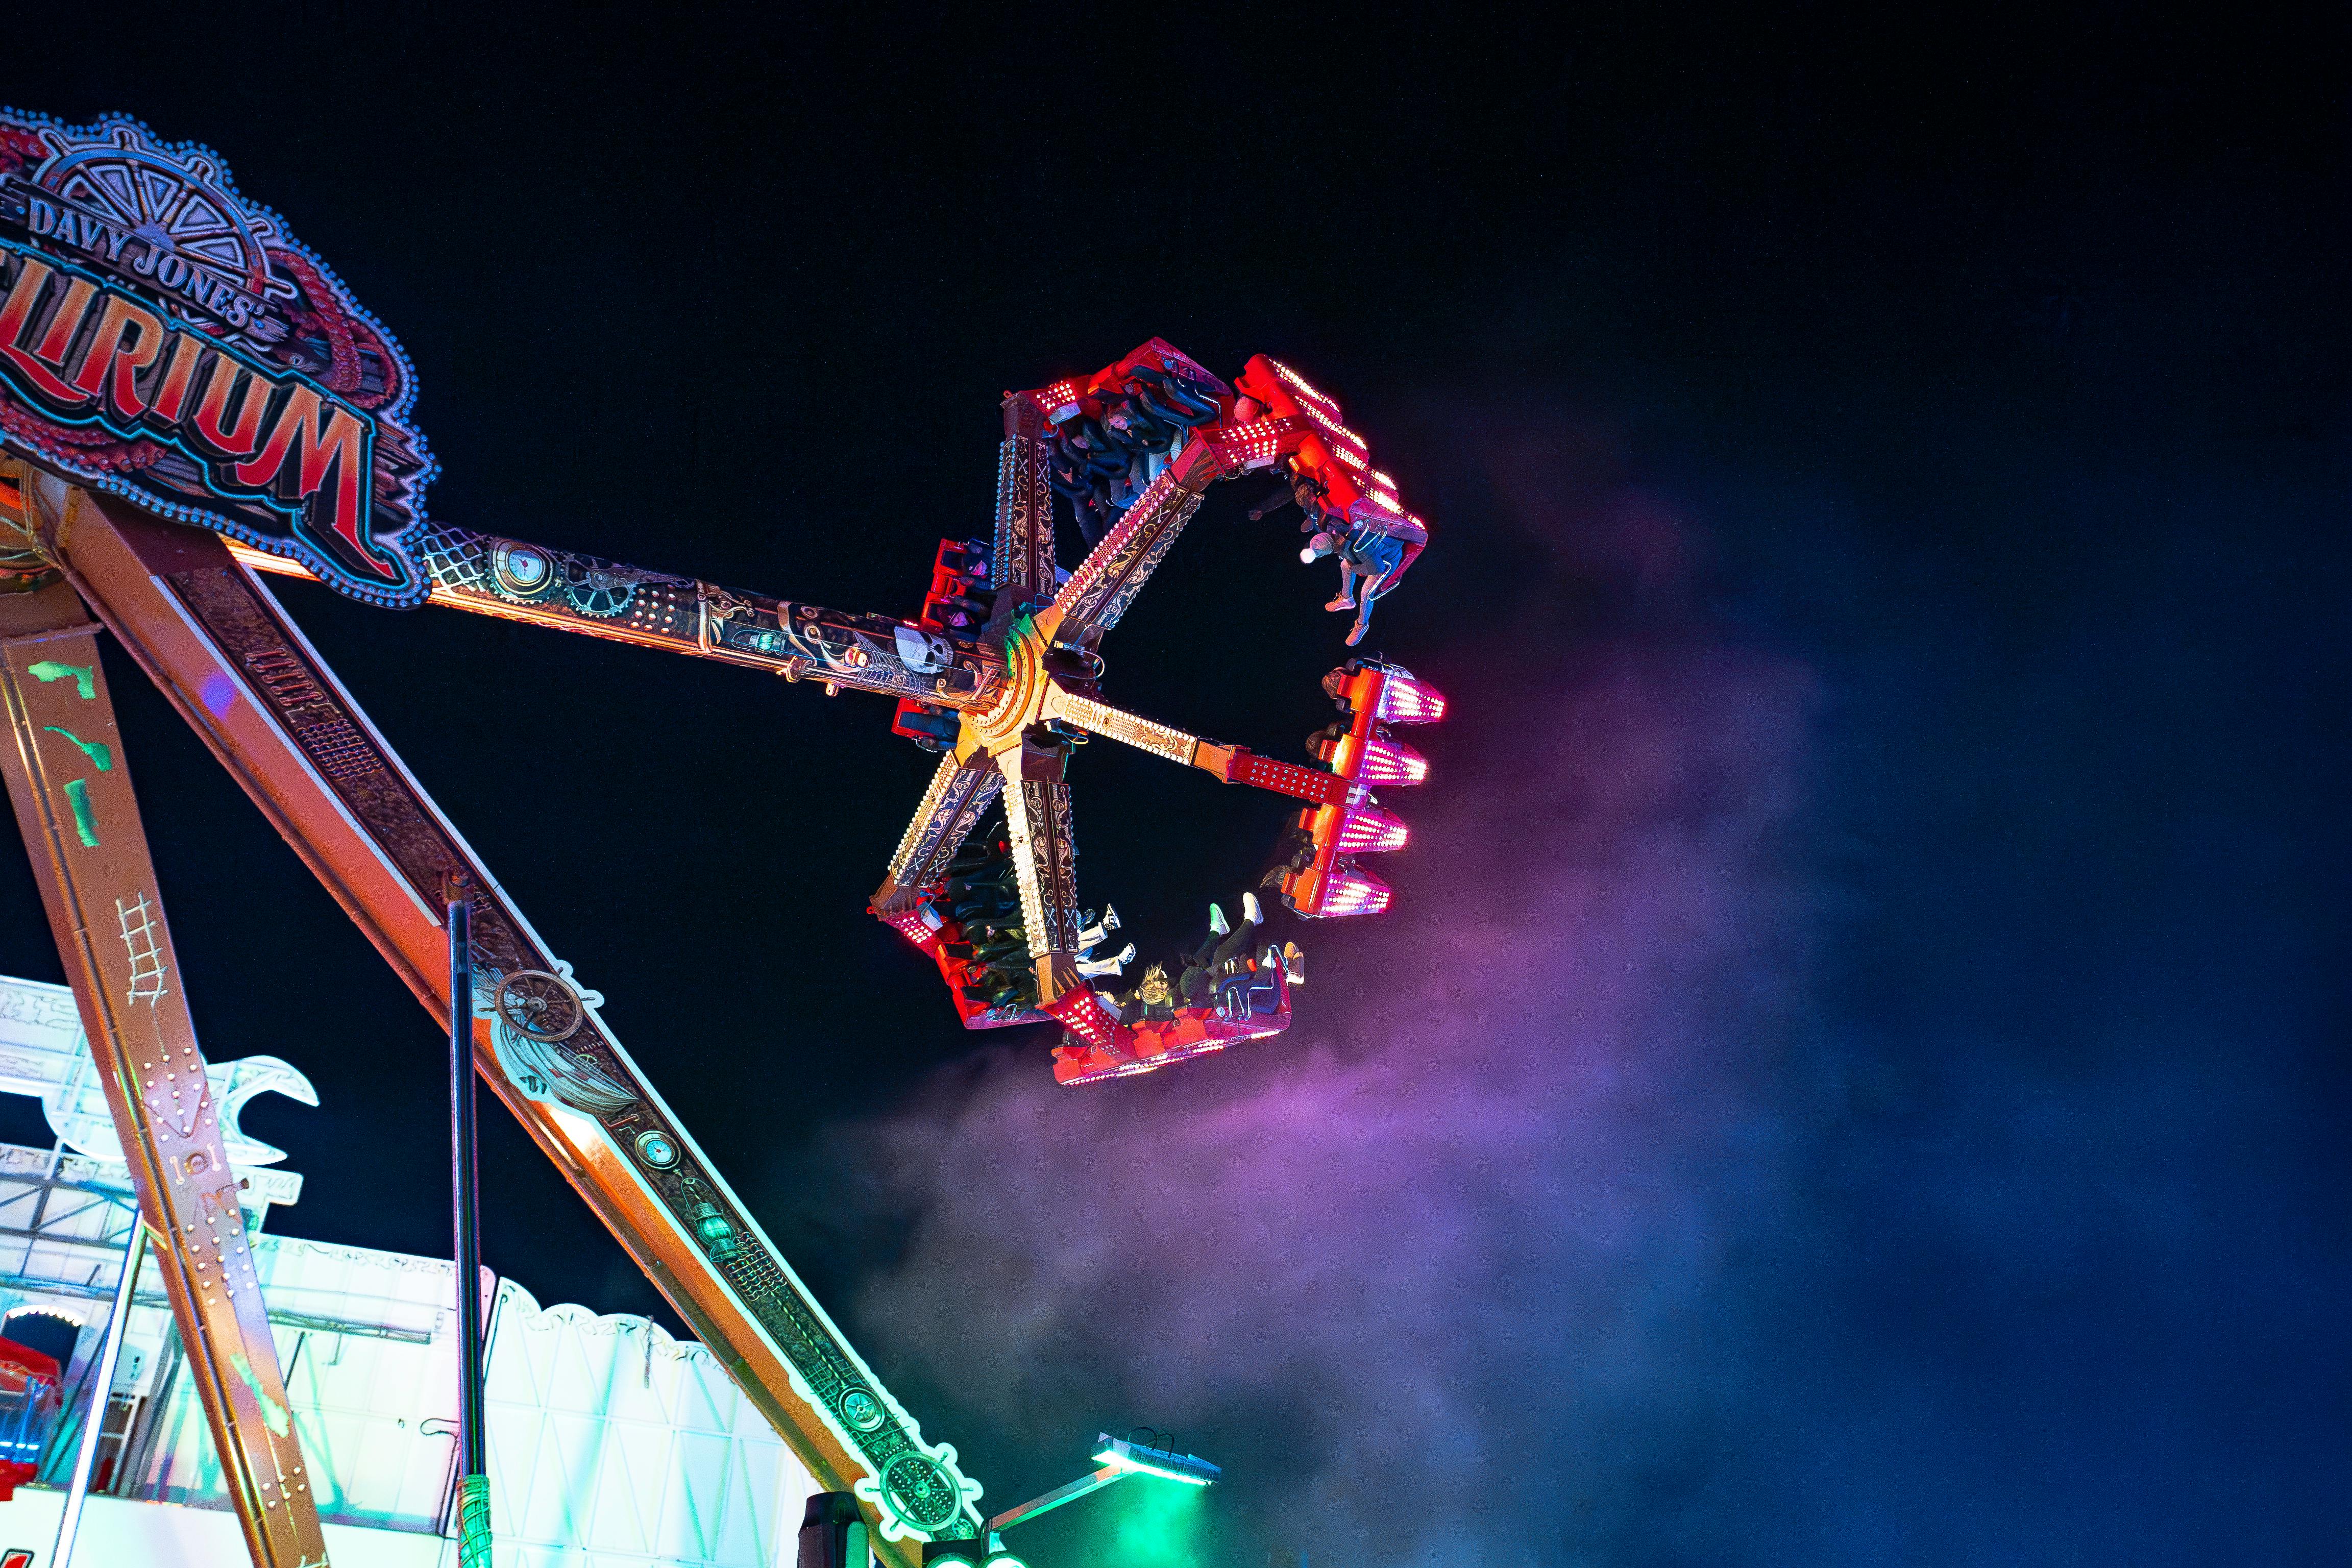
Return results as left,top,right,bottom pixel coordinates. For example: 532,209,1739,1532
0,110,432,606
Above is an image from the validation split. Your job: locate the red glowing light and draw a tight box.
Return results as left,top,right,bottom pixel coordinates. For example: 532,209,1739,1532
1267,359,1342,416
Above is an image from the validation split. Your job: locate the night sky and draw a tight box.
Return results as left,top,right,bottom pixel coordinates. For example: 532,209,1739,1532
4,8,2346,1566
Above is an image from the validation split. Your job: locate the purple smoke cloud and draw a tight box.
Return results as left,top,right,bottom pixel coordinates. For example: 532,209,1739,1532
844,427,1821,1564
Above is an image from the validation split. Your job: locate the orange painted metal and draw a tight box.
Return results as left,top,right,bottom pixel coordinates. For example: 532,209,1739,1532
49,493,974,1561
0,564,331,1564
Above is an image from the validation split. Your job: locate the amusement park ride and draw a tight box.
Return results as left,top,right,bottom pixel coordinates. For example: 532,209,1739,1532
0,109,1445,1567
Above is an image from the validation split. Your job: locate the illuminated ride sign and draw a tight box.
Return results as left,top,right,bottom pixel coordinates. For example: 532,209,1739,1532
0,110,430,606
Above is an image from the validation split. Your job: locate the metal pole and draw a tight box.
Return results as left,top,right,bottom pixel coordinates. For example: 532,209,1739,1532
52,1219,145,1568
449,891,492,1565
985,1466,1128,1535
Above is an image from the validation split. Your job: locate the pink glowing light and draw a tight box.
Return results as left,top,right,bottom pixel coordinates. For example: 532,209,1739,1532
1374,669,1447,724
1318,860,1393,916
1334,802,1410,854
1357,734,1430,786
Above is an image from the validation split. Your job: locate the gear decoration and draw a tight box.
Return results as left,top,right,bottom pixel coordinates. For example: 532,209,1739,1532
875,1452,965,1534
561,557,640,618
689,1210,982,1539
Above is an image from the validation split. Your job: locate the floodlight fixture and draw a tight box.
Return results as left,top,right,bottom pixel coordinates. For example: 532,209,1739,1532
1090,1433,1221,1486
986,1431,1221,1535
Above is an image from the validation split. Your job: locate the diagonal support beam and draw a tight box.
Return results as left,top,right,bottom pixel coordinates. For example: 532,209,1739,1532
46,491,982,1557
0,577,330,1568
1043,433,1219,646
873,751,1003,914
988,398,1059,627
996,756,1082,1006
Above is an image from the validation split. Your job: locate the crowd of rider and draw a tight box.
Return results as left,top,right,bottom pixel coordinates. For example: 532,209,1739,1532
940,821,1296,1026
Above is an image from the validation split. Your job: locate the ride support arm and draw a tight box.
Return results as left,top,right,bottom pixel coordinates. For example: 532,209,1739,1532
1040,689,1349,805
872,750,1002,914
225,524,1008,710
996,757,1083,1005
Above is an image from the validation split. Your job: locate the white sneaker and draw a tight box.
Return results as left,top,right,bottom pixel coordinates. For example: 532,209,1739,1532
1242,891,1264,926
1077,943,1136,978
1208,902,1229,937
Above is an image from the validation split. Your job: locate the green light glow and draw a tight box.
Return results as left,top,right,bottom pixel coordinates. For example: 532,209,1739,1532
1099,1471,1207,1568
229,1351,292,1437
925,1551,1025,1568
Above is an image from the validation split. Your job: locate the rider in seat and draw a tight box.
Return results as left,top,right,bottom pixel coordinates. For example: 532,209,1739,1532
1303,525,1407,647
1179,892,1266,1006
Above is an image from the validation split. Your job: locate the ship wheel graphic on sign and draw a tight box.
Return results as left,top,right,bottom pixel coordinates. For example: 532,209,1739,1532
34,123,289,303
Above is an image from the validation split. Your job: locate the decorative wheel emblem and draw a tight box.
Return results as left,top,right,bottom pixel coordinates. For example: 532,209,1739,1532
839,1388,885,1431
495,969,584,1042
879,1452,961,1532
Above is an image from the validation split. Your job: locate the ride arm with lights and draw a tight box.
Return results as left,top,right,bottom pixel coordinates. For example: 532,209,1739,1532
235,336,1447,1090
872,752,1004,920
989,393,1060,622
226,524,1011,709
217,341,1406,713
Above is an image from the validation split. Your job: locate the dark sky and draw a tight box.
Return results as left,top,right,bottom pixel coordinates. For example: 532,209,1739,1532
3,7,2346,1566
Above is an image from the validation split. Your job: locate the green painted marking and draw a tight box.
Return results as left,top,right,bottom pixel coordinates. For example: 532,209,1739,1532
27,660,96,700
62,779,97,846
230,1352,293,1436
41,726,110,771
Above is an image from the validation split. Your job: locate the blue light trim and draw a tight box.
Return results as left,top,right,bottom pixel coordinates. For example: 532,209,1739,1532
0,107,437,608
